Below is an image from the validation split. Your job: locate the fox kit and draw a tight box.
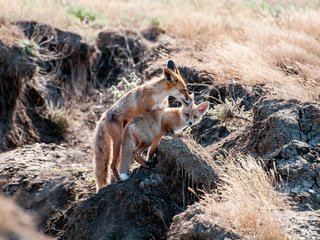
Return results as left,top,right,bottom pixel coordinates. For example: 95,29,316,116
93,60,191,191
119,94,210,180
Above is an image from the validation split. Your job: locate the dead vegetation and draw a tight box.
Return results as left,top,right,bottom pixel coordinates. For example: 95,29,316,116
203,155,288,239
1,0,319,101
45,101,70,136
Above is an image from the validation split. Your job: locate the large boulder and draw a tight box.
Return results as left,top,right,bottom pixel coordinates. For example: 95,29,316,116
61,136,218,239
221,99,320,209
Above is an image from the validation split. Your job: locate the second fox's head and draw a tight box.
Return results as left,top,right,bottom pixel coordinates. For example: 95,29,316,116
181,93,210,127
163,60,191,105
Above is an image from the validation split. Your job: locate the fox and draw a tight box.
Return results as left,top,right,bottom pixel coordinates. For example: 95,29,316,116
93,60,191,192
119,94,210,180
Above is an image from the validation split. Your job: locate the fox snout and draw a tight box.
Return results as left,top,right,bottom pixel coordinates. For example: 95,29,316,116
181,94,192,106
188,121,193,126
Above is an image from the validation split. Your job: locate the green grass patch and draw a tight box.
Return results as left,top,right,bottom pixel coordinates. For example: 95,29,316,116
67,5,98,24
17,38,39,57
111,72,141,99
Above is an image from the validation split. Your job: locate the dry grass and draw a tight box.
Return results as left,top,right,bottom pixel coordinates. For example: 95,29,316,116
0,0,319,101
0,18,24,46
205,155,288,239
45,101,70,136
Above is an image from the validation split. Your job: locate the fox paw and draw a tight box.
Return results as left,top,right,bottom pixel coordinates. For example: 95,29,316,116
120,173,130,181
141,162,149,168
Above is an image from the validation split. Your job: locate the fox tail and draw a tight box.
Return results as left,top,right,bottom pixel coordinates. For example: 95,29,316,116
93,117,111,192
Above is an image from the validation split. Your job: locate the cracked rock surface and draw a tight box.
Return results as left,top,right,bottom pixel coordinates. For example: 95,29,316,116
0,143,93,235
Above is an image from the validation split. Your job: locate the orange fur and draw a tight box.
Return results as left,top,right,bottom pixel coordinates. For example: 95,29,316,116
119,97,210,180
93,60,191,192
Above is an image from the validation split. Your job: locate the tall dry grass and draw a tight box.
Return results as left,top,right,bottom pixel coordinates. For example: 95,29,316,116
206,155,288,239
1,0,319,100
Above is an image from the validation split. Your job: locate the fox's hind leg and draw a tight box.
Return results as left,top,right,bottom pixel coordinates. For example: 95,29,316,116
119,125,136,181
108,121,124,181
133,142,150,168
147,136,162,161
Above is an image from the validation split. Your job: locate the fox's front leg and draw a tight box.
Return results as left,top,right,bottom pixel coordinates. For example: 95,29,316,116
147,136,162,161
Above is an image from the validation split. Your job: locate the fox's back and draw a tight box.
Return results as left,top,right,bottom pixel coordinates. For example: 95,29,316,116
126,110,164,140
106,78,170,123
106,87,143,122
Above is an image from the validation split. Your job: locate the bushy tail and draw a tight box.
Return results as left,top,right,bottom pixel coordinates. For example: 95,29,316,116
93,117,111,192
119,125,135,180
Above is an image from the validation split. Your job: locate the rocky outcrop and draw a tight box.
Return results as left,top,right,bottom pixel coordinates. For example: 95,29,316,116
16,21,96,98
221,99,320,210
0,143,93,235
168,202,240,240
94,30,148,87
273,140,320,210
238,100,320,155
61,136,218,239
0,26,38,151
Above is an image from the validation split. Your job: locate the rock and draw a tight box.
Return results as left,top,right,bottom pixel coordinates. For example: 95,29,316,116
0,21,97,152
168,202,240,240
61,136,218,239
272,140,320,209
0,143,93,235
219,99,320,210
0,24,38,151
191,118,230,147
231,99,320,155
15,21,96,98
94,30,148,87
0,38,37,119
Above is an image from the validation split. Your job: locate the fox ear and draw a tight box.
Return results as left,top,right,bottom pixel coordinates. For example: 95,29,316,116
163,68,175,83
190,93,195,101
167,60,179,74
197,101,210,114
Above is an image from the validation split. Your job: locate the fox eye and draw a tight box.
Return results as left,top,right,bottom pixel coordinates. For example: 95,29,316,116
194,115,198,119
184,113,190,118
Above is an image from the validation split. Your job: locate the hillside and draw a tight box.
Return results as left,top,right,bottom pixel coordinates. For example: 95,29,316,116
0,1,319,239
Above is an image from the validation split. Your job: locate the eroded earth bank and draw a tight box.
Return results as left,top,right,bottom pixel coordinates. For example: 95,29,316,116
0,20,319,240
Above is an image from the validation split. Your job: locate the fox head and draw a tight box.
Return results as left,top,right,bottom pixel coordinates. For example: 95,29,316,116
181,93,210,126
163,60,191,105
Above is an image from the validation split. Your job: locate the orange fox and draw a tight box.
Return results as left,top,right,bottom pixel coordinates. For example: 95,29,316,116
119,94,210,180
93,60,191,191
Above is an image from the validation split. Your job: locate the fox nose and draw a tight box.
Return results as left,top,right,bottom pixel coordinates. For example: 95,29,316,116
183,98,191,106
188,122,193,126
